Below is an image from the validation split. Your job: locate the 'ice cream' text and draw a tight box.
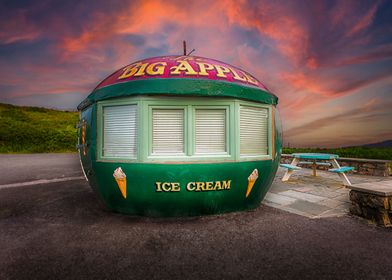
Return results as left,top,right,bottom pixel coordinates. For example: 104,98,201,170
155,180,231,192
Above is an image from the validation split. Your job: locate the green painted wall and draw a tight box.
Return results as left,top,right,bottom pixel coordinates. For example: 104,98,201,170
79,79,278,110
91,160,278,216
78,76,281,217
79,97,282,216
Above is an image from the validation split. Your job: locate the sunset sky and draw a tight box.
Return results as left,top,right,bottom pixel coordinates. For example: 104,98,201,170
0,0,391,147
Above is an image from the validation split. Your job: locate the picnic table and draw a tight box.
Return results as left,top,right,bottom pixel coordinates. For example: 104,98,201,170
280,153,353,186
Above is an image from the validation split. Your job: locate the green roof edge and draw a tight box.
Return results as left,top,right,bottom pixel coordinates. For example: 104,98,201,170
77,78,278,111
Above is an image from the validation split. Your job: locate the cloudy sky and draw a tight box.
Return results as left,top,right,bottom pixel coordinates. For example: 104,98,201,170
0,0,391,147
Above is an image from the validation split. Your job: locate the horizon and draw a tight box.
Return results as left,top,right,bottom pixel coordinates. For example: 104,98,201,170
0,0,391,148
0,101,390,149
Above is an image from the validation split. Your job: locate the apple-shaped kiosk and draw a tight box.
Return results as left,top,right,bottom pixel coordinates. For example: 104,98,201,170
77,55,282,216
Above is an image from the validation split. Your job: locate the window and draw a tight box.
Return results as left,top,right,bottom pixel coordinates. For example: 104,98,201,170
195,109,226,154
103,104,137,158
98,98,271,162
152,108,185,155
240,105,268,156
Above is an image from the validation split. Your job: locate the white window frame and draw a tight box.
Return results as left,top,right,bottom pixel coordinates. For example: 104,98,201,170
97,97,272,163
97,100,139,161
193,106,229,156
149,106,187,157
237,101,272,160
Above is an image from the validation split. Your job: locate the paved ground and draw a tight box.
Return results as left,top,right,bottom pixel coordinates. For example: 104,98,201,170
0,153,83,185
1,154,392,279
264,168,392,218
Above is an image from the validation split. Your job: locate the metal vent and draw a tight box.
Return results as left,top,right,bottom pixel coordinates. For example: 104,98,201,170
152,109,184,155
103,105,137,158
240,106,268,156
195,109,226,154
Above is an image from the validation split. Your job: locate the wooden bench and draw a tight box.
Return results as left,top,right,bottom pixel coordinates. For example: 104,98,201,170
297,161,332,176
328,166,354,173
328,166,354,186
280,164,302,181
280,164,302,170
281,153,354,185
299,161,331,166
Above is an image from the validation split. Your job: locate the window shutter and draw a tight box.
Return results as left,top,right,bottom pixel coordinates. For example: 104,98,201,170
103,105,137,158
240,106,268,156
152,109,184,155
195,109,226,154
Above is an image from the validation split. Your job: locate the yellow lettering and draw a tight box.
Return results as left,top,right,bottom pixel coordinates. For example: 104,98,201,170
174,56,193,61
214,65,230,78
186,182,196,191
146,62,167,76
157,180,231,192
241,71,259,85
196,62,214,76
162,182,171,192
196,182,206,191
222,180,231,190
171,182,181,192
134,62,149,76
229,67,247,82
155,182,162,192
170,60,198,75
118,63,142,79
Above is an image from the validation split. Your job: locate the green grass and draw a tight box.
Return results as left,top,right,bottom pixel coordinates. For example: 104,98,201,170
283,147,392,161
0,103,79,153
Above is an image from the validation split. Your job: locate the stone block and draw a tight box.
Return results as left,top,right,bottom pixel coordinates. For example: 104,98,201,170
349,190,392,227
375,164,385,169
349,202,362,216
363,163,376,169
363,207,391,227
349,191,389,209
358,167,372,176
374,169,385,177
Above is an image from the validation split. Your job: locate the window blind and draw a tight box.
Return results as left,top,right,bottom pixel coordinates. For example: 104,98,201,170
195,109,226,154
152,109,184,155
103,104,137,158
240,106,268,156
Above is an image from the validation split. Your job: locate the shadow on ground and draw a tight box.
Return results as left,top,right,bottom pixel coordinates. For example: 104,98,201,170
1,180,391,280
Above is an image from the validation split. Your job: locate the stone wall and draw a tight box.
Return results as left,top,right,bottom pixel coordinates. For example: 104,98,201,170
281,154,392,177
349,190,392,227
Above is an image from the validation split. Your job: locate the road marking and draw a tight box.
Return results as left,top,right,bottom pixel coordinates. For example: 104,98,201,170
0,176,86,189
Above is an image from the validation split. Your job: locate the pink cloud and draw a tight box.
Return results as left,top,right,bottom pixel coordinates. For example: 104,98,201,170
0,10,41,44
338,44,392,66
346,1,381,37
222,0,309,66
60,1,227,57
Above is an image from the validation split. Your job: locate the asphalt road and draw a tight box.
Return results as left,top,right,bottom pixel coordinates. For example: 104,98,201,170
0,154,391,279
0,153,83,185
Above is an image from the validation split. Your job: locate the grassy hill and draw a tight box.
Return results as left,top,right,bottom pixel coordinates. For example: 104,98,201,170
0,103,79,153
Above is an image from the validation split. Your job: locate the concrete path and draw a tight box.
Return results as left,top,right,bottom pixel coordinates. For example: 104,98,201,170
264,167,392,219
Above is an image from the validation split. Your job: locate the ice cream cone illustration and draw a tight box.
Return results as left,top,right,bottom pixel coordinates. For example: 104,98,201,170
113,167,127,199
246,169,259,198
